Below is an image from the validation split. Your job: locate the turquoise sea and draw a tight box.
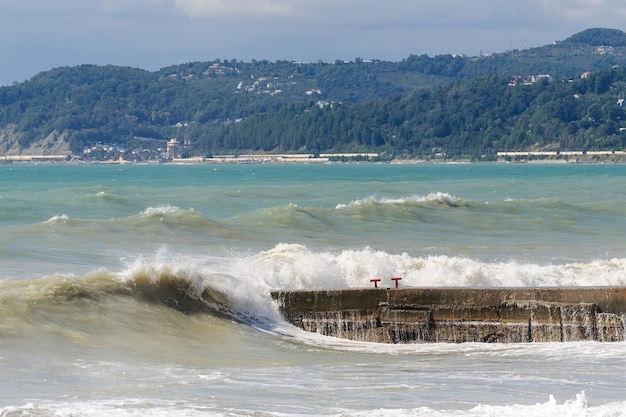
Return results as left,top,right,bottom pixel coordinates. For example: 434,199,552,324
1,162,626,416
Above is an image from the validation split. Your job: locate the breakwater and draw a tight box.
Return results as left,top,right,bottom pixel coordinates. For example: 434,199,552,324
270,287,626,343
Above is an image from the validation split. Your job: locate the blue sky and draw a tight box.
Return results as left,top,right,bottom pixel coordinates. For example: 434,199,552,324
1,0,625,85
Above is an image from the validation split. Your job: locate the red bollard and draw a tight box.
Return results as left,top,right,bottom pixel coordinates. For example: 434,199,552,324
391,277,402,288
370,278,381,288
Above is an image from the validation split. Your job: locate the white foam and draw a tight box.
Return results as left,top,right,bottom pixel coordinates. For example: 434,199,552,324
44,214,70,224
237,244,626,289
335,192,463,209
4,392,626,417
0,400,223,417
140,205,192,217
337,393,626,417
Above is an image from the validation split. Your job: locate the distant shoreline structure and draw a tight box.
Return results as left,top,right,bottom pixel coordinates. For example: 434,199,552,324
0,153,382,164
497,150,626,157
2,150,626,164
0,154,68,163
185,153,380,164
496,150,626,163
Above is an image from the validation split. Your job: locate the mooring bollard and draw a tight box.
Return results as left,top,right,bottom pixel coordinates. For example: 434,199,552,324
370,278,381,288
391,277,402,288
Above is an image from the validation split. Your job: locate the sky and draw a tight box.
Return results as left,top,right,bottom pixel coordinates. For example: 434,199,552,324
1,0,626,85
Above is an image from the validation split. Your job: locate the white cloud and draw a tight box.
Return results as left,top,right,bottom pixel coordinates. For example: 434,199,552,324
532,0,626,21
172,0,302,18
168,0,626,30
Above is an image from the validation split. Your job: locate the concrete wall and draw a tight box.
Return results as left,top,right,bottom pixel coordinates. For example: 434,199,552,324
271,287,626,343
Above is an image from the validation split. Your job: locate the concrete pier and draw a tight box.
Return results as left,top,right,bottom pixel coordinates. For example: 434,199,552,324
270,287,626,343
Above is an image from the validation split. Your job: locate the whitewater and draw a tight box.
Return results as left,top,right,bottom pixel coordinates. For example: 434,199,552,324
1,162,626,416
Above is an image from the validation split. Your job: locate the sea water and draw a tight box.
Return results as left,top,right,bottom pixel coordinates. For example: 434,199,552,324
1,162,626,416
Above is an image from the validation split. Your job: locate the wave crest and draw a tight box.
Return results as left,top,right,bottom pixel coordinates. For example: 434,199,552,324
88,190,128,203
336,192,467,209
43,214,70,224
133,205,235,236
140,204,196,218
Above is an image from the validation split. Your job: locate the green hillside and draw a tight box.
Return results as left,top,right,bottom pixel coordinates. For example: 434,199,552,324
204,69,626,159
2,28,626,160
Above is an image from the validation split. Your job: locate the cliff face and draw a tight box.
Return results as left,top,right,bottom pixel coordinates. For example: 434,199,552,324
271,287,626,343
0,126,70,156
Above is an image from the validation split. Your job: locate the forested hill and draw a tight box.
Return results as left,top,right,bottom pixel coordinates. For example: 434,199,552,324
2,28,626,159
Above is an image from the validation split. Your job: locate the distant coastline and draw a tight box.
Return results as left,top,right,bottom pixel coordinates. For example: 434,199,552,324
3,150,626,165
6,29,626,168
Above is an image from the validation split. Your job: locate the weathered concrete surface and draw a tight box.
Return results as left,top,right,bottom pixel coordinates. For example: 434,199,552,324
271,287,626,343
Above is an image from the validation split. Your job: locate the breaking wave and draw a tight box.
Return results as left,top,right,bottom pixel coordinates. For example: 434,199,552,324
43,214,70,224
3,243,626,351
335,192,469,209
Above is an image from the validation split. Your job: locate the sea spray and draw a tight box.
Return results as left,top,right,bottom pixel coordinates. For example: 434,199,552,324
236,244,626,289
